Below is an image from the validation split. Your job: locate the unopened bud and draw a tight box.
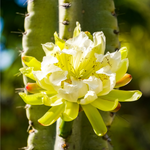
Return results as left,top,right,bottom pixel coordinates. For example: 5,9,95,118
26,83,43,93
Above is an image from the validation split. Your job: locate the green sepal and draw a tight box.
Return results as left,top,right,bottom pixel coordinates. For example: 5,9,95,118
22,56,41,70
91,98,118,111
101,89,142,102
19,92,45,105
19,67,35,80
54,32,65,50
38,104,65,126
61,101,79,121
82,104,107,136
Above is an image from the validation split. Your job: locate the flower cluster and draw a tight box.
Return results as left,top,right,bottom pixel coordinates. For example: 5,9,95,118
19,22,142,136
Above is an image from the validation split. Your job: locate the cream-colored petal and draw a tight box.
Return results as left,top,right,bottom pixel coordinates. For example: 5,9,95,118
92,32,106,54
97,73,116,96
50,71,68,87
42,43,60,56
65,32,93,50
83,76,103,94
57,82,79,102
71,77,88,98
32,70,46,81
79,91,98,105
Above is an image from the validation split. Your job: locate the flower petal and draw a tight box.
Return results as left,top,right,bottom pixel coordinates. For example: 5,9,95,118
116,58,129,82
91,98,118,111
71,78,88,98
19,67,35,80
36,77,56,92
43,95,64,106
115,73,132,88
83,76,103,94
82,104,107,136
32,71,46,81
65,32,92,49
119,47,128,59
73,22,81,38
50,71,68,87
19,92,44,105
22,56,41,70
61,101,79,121
54,32,65,50
100,89,142,102
42,42,57,56
97,73,116,96
79,91,98,105
38,104,65,126
92,32,106,54
57,82,79,102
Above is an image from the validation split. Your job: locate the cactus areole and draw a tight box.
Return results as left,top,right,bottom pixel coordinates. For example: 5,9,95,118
19,23,142,136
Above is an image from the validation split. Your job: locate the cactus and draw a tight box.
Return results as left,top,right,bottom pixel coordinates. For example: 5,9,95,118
21,0,140,150
22,0,58,149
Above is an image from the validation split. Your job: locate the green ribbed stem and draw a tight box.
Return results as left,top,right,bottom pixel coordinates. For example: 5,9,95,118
22,0,58,149
59,0,83,39
59,118,73,138
82,0,120,52
56,0,119,149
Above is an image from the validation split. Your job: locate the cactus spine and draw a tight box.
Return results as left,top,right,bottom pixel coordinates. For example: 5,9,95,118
22,0,119,149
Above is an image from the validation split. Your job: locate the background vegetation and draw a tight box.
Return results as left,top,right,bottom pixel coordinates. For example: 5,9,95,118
1,0,150,149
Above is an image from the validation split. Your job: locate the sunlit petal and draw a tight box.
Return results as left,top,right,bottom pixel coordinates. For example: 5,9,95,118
82,104,107,136
79,91,97,105
19,92,44,105
100,89,142,102
91,98,118,111
62,101,79,121
38,104,65,126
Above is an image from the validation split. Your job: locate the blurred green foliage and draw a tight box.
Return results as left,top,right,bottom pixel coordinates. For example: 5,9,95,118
1,0,150,149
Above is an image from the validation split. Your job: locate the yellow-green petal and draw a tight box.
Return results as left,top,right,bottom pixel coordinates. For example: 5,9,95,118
115,73,132,88
61,101,79,121
82,104,107,136
19,67,35,80
42,42,55,56
91,98,118,111
73,22,81,38
54,32,65,50
19,92,44,105
119,47,128,59
43,95,64,106
38,104,65,126
116,58,129,82
101,89,142,102
22,56,41,70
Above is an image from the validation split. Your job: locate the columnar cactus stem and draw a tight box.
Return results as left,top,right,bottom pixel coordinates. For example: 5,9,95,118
55,0,119,149
82,0,120,52
22,0,58,149
59,0,83,39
